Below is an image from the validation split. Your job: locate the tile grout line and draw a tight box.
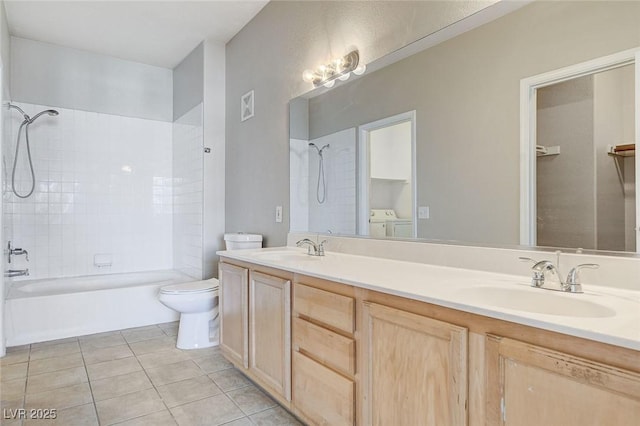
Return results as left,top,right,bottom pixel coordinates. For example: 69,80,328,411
79,334,107,426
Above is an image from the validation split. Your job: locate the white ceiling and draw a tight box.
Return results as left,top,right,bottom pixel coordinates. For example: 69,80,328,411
4,0,269,69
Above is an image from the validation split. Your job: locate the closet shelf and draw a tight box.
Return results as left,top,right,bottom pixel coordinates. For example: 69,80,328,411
607,144,635,157
536,145,560,157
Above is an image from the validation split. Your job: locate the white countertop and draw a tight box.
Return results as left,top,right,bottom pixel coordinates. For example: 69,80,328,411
217,247,640,351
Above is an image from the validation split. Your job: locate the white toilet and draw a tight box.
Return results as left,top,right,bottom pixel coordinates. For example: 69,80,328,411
158,279,219,349
158,232,262,350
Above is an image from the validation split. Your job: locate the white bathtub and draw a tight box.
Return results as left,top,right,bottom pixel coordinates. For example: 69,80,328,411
5,270,193,346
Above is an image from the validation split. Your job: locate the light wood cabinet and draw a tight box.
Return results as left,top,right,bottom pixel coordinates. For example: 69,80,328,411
249,271,292,401
486,335,640,425
218,261,292,403
292,281,356,425
361,302,468,426
219,259,640,426
219,262,249,368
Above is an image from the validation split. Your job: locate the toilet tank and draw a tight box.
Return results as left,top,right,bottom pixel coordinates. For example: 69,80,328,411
224,233,263,250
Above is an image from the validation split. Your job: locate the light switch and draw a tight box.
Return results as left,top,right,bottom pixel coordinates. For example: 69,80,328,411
275,206,283,223
418,206,430,219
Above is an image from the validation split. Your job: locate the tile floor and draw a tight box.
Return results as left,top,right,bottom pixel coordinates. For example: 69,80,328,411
0,323,303,426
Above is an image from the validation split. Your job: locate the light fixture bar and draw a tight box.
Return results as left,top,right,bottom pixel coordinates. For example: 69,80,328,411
302,50,366,88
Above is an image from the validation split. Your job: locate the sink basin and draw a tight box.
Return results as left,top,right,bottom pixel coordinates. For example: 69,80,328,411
455,286,616,318
250,250,321,262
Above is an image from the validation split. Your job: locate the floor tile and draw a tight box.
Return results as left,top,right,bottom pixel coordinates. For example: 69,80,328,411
128,336,176,356
86,357,142,382
113,409,177,426
79,334,126,351
95,388,165,425
137,348,188,370
90,370,153,402
170,394,244,426
1,377,27,400
249,406,303,426
158,322,179,337
226,385,277,416
82,345,133,365
25,382,93,411
1,362,28,382
78,331,121,342
145,360,204,387
219,418,252,426
192,353,232,373
23,402,99,426
6,345,30,353
26,367,87,394
28,352,84,376
30,342,81,361
122,327,165,344
30,337,79,350
208,368,251,392
183,346,221,359
156,375,222,408
1,349,30,366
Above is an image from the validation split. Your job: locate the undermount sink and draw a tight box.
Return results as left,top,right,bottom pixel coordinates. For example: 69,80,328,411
251,250,321,262
455,286,616,318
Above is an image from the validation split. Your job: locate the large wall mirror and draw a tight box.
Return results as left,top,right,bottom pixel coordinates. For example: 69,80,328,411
289,0,640,254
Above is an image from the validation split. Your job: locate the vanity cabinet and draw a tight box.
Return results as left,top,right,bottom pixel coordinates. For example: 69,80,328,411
219,257,640,425
485,335,640,425
218,261,292,402
292,281,356,426
219,262,249,368
361,302,468,426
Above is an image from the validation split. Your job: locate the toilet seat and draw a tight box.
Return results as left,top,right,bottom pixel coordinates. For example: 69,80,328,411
160,279,219,295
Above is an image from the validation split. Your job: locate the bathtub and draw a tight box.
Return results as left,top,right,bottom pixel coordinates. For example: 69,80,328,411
5,270,193,346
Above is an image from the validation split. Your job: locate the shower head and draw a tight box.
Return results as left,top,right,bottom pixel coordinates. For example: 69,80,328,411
309,142,330,155
29,109,59,123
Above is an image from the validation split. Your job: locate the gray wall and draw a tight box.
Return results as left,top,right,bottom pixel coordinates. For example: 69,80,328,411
0,0,10,357
173,43,204,121
11,37,173,121
537,76,595,249
225,0,496,247
303,1,640,245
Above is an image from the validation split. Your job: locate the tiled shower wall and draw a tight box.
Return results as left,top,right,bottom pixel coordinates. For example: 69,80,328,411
5,102,173,280
172,103,204,279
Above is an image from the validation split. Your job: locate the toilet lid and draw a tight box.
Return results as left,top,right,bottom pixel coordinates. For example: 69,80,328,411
160,278,219,295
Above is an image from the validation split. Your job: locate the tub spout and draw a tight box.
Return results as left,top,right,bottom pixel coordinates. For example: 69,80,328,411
5,269,29,277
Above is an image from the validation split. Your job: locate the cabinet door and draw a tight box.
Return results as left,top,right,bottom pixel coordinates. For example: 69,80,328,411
250,271,292,400
486,335,640,425
362,302,468,426
219,263,249,368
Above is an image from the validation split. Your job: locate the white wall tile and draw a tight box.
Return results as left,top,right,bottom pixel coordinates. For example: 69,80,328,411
7,102,173,280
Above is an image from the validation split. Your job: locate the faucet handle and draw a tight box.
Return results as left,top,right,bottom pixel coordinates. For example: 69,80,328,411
518,256,537,264
318,240,328,256
565,263,599,293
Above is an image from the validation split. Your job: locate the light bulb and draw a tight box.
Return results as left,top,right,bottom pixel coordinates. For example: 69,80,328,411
324,80,335,88
338,72,350,81
353,64,366,75
302,69,316,83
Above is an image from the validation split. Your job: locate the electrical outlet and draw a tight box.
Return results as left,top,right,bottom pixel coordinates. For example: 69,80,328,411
275,206,283,223
418,206,430,219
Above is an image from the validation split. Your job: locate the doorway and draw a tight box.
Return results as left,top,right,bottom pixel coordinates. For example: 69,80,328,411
358,111,417,238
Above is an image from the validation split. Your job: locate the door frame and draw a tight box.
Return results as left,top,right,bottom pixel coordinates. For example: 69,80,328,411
519,48,640,249
357,111,417,237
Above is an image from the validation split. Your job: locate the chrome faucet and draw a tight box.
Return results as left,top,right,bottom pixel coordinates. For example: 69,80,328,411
7,241,29,263
296,238,327,256
5,269,29,278
519,256,598,293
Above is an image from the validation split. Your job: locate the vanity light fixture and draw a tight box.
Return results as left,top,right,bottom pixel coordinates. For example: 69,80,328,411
302,50,366,88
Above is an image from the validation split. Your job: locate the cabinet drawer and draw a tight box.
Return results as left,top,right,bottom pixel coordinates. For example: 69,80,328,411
293,351,354,426
293,317,355,376
294,283,354,334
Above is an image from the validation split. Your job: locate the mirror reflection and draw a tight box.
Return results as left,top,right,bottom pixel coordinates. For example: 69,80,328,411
289,0,639,253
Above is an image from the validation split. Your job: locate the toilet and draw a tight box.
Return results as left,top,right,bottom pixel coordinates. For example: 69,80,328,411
158,232,262,350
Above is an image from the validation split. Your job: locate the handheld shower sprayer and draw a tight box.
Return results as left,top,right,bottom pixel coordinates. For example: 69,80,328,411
309,142,330,204
7,103,60,199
